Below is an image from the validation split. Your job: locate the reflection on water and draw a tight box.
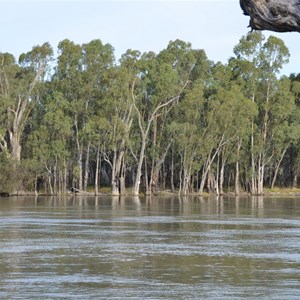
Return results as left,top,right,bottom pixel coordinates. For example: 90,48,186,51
0,196,299,299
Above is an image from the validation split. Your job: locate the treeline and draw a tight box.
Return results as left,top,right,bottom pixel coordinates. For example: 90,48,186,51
1,32,300,196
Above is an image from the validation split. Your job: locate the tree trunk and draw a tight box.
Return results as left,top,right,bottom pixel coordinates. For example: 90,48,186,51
199,148,220,195
235,140,242,195
219,158,225,196
47,173,53,195
181,147,193,195
83,143,90,192
74,117,83,191
271,146,288,189
132,133,146,196
257,153,265,195
150,142,171,195
182,167,190,196
53,158,58,195
95,145,100,195
5,56,48,168
111,146,126,196
9,131,21,162
120,160,126,195
292,173,298,188
78,150,83,191
235,159,240,195
170,148,175,193
199,158,210,195
145,156,150,195
110,108,131,195
178,156,183,195
34,174,38,196
63,161,67,194
240,0,300,32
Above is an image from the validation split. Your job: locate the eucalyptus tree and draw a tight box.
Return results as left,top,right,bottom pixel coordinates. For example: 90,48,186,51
280,74,300,188
132,40,210,195
0,44,53,163
0,53,15,157
265,77,296,188
233,32,290,194
84,115,111,195
81,39,115,191
26,91,72,194
203,62,257,195
53,39,115,191
130,53,180,195
129,40,198,196
169,79,205,195
53,39,83,189
100,49,141,195
163,44,210,195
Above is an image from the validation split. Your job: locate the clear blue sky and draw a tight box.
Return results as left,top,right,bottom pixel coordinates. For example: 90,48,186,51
1,0,299,75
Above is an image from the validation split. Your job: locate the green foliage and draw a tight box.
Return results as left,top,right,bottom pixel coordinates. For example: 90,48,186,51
0,154,18,193
0,32,298,194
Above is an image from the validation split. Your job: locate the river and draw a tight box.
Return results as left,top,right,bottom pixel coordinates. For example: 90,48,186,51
0,196,299,299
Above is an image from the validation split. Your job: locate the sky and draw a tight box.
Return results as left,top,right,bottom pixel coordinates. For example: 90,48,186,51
1,0,300,76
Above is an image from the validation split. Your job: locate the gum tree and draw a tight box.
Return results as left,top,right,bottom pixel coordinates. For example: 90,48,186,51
233,32,290,194
0,44,53,163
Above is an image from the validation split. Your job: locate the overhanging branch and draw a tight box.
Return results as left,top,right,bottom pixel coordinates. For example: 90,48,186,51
240,0,300,32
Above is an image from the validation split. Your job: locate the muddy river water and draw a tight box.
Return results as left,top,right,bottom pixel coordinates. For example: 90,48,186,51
0,196,299,299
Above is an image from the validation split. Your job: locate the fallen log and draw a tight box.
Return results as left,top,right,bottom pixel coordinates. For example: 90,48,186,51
240,0,300,32
0,192,10,197
69,187,80,194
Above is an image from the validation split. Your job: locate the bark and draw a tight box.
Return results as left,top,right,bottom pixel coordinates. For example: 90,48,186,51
240,0,300,32
178,156,183,195
95,145,100,195
199,154,211,195
235,139,242,195
145,156,150,195
292,173,298,188
111,103,133,196
111,148,118,195
149,142,171,195
74,118,83,191
120,162,126,194
182,166,191,196
219,153,225,196
198,135,227,195
111,144,126,195
83,143,90,191
53,158,58,194
47,172,53,195
132,131,146,196
63,162,67,194
271,146,288,188
180,144,196,195
170,148,175,193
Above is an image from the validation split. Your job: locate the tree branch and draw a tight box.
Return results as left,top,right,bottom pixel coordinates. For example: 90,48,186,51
240,0,300,32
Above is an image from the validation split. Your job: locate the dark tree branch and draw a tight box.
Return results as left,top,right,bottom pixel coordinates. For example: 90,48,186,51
240,0,300,32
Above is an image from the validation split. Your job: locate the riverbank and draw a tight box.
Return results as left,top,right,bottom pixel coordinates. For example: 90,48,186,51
2,187,300,198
